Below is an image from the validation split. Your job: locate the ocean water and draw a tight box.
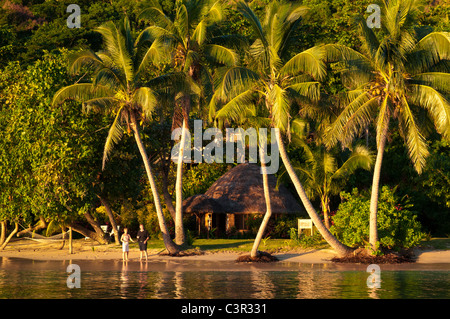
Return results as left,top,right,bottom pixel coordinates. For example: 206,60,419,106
0,257,448,299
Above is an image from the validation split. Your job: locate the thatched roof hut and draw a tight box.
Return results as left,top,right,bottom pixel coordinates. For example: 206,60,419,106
184,163,303,214
183,163,304,235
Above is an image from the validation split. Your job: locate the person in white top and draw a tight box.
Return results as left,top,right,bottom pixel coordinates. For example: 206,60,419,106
120,228,134,261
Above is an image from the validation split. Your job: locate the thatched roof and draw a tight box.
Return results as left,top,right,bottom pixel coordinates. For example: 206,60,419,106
183,163,304,214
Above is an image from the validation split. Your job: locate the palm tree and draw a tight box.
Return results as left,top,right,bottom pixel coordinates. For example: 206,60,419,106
52,17,180,255
138,0,238,246
324,0,450,252
211,0,354,256
278,140,374,229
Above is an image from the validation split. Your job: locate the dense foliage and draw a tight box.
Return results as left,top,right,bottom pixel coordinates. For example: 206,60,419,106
331,187,425,250
0,0,449,250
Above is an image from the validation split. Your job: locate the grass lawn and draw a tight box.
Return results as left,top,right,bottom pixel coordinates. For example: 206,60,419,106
124,238,330,253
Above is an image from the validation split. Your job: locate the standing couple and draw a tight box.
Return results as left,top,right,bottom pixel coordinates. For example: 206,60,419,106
120,224,150,262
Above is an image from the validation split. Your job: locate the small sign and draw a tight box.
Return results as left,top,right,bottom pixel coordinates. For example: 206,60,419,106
298,219,314,236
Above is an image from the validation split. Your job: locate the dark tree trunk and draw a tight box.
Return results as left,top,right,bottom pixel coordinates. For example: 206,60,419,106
99,196,120,245
0,222,19,251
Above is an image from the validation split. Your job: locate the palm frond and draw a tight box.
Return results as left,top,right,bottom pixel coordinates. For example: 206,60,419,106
280,45,327,81
82,97,117,114
135,38,168,78
409,32,450,73
415,32,450,61
357,18,379,61
133,87,158,120
269,84,290,132
68,50,104,75
410,72,450,95
237,0,268,47
398,96,429,174
323,43,371,64
286,81,321,102
204,0,225,23
290,117,310,138
331,144,374,180
52,84,113,107
138,6,175,32
102,106,125,170
216,66,260,99
325,91,378,148
322,152,337,178
203,44,238,66
192,20,208,45
408,83,450,139
175,4,189,47
215,89,255,122
96,21,135,83
93,67,125,91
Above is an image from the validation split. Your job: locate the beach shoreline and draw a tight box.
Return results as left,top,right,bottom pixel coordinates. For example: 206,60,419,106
0,238,449,265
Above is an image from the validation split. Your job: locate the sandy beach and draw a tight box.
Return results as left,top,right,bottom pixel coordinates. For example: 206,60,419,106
1,238,449,265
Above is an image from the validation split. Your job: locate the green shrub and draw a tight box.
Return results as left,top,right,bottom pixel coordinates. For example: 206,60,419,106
331,186,425,250
289,227,324,248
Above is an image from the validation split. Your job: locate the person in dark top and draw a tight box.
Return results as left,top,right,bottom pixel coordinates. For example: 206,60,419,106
136,224,149,261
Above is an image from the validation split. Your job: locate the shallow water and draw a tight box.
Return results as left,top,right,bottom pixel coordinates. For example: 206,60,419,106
0,257,448,299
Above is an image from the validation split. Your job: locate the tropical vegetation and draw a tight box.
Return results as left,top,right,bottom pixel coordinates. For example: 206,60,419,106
0,0,448,258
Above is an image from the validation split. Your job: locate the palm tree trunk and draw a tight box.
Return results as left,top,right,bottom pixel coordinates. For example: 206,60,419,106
322,196,331,229
99,196,120,245
250,147,273,257
130,111,180,255
159,144,176,220
275,130,353,257
369,118,389,253
175,120,187,246
161,167,176,220
0,222,18,251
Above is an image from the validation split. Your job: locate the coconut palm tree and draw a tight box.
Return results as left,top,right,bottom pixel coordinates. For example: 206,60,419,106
211,0,354,256
324,0,450,252
278,140,374,229
138,0,239,245
52,17,180,255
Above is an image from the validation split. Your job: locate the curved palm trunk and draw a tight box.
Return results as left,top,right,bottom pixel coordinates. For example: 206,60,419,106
369,119,389,253
250,147,273,257
275,130,353,257
175,120,187,246
130,111,179,255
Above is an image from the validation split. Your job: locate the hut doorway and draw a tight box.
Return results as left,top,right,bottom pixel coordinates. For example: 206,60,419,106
212,214,227,237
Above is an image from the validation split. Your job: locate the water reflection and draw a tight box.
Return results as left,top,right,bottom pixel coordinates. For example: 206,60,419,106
0,258,448,299
251,271,275,298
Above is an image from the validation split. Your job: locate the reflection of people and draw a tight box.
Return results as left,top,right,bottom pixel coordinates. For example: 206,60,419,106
120,228,134,261
136,224,149,261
